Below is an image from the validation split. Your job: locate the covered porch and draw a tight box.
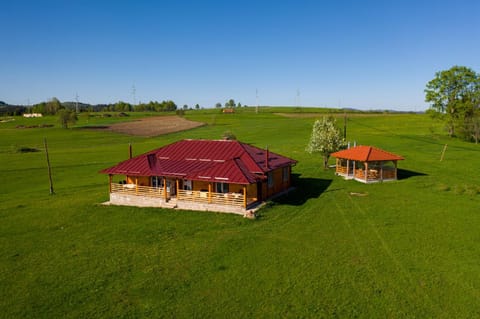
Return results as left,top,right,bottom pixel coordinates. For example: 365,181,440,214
106,175,259,214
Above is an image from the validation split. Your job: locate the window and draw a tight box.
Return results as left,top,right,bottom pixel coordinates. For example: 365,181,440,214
183,180,192,190
267,172,274,188
282,167,289,182
215,182,229,193
151,176,162,188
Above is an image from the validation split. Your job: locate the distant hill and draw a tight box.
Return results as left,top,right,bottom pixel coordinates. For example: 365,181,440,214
0,101,27,116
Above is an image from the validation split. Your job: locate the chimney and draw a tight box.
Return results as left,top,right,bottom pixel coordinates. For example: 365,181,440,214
265,146,269,170
129,143,132,159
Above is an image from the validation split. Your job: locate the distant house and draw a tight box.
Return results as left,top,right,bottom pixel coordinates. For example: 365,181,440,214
23,113,42,118
331,145,404,183
100,139,297,214
222,108,235,114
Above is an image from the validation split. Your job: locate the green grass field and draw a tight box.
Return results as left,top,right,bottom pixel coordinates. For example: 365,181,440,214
1,108,480,318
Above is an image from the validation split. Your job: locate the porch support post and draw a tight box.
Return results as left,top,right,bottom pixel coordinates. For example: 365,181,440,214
163,177,167,201
353,160,356,179
335,158,339,174
208,183,212,203
135,177,138,194
243,186,247,208
176,179,180,200
346,159,349,176
109,174,112,193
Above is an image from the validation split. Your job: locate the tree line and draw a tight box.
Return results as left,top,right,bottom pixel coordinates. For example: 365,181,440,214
1,97,245,116
29,99,179,114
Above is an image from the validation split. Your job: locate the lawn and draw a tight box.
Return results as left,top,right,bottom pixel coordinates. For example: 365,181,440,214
1,109,480,318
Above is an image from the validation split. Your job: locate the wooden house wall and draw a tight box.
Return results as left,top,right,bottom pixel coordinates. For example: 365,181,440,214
126,175,150,186
266,167,291,198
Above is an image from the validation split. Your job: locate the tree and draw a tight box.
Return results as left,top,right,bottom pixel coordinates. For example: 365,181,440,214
222,130,236,140
195,104,200,110
215,102,222,108
114,101,132,112
226,99,235,108
425,66,480,139
237,102,242,108
306,117,346,169
183,104,188,110
46,97,62,115
58,109,77,128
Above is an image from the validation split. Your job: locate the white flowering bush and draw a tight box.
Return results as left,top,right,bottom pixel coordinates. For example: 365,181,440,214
306,117,346,168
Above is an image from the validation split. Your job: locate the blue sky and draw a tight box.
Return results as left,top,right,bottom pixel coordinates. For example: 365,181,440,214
1,0,479,110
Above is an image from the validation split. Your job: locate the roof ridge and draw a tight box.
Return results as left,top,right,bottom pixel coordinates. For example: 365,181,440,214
366,146,373,161
237,142,265,173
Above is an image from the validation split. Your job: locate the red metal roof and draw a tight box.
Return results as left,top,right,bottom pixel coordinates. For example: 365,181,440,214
331,145,404,162
100,139,297,184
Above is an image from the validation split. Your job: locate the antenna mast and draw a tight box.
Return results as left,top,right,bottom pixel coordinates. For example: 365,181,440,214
131,84,136,105
75,93,79,113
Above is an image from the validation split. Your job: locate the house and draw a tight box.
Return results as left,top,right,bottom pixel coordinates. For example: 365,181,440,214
331,145,404,183
100,139,297,214
23,113,43,118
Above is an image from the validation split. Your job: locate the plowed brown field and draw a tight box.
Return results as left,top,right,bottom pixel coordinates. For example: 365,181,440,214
105,116,205,137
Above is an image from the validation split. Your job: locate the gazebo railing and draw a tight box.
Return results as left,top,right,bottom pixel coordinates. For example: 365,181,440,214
355,168,396,181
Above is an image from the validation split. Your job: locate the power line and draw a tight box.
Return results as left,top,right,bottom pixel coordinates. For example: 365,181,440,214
131,85,136,105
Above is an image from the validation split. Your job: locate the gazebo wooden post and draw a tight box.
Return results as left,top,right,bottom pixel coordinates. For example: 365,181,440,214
346,159,349,177
243,186,247,208
380,161,384,182
335,158,339,174
394,161,398,180
109,174,112,193
353,161,356,179
208,183,212,203
135,177,138,194
364,162,368,183
163,177,167,201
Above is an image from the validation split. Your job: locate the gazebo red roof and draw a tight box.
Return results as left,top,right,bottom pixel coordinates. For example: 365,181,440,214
100,139,297,184
331,145,404,162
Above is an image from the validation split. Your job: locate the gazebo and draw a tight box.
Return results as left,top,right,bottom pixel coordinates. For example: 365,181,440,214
331,145,404,183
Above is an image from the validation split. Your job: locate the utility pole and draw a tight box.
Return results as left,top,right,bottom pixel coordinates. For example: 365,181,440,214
132,85,137,106
44,138,54,195
75,93,79,113
256,88,259,114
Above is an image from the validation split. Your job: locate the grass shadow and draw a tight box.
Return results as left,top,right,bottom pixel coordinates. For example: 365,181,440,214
272,174,333,206
397,168,427,180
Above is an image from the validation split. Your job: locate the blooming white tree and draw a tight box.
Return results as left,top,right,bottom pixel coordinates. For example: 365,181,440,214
306,117,346,169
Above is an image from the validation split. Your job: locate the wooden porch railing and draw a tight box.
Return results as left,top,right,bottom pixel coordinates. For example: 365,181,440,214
111,183,167,198
111,183,252,208
177,189,247,207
